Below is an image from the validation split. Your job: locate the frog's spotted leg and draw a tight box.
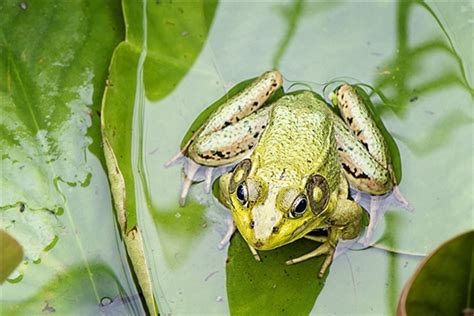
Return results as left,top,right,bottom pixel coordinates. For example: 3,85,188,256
332,84,412,243
166,70,282,206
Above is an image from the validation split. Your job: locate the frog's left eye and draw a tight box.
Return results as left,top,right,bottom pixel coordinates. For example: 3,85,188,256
305,174,330,214
229,159,252,193
289,195,307,218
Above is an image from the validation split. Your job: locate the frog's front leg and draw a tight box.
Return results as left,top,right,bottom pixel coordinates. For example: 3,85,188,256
286,198,363,278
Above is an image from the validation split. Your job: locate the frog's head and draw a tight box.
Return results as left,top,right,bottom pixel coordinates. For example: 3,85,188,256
225,158,338,250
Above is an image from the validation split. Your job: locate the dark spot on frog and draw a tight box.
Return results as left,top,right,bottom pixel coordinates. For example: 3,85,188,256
250,220,255,229
19,203,25,212
253,132,259,138
409,96,418,102
279,168,286,180
272,226,279,233
266,91,270,96
223,121,231,128
337,147,344,152
272,83,277,87
347,117,353,125
215,151,226,159
248,144,254,150
255,240,263,248
361,140,369,151
356,129,363,136
253,101,258,107
341,163,370,179
307,159,312,163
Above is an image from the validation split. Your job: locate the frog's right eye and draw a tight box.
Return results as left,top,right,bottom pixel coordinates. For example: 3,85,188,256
289,195,307,218
236,182,249,205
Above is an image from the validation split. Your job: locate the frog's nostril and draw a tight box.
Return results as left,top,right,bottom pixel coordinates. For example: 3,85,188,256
249,220,255,229
272,226,279,233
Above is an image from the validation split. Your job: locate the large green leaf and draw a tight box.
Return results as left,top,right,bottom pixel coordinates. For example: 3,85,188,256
100,0,218,313
398,231,474,315
0,0,142,313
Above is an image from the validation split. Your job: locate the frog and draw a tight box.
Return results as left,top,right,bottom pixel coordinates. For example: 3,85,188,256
166,70,408,277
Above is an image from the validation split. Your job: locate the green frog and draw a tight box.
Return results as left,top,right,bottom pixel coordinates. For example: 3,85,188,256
167,70,407,277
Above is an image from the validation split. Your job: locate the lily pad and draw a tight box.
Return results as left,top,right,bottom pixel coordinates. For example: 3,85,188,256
0,230,23,283
398,231,474,315
227,233,327,315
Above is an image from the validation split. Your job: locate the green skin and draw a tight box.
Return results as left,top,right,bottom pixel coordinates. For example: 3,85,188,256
182,71,395,278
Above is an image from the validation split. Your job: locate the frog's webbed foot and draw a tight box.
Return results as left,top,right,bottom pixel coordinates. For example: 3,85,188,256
286,236,335,278
218,217,236,249
165,152,234,207
351,186,413,246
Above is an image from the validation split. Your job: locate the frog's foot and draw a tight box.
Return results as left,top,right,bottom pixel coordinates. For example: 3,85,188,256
351,186,413,246
165,151,234,207
218,217,236,249
286,237,335,278
248,244,261,262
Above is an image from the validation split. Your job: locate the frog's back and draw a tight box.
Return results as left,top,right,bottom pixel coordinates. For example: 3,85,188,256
253,92,339,188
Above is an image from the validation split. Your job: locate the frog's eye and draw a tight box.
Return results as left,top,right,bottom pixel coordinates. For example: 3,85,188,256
289,195,307,218
236,182,249,206
305,174,330,214
229,159,252,194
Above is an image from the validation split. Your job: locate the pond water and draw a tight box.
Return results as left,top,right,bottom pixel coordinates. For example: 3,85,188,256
136,0,473,314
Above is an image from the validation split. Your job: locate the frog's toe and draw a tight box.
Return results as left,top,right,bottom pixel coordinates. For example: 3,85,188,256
169,152,237,206
350,186,413,246
164,150,184,168
393,186,414,212
218,217,236,249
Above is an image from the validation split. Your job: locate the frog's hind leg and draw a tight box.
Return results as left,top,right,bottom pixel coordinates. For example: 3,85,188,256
166,71,282,206
331,84,412,243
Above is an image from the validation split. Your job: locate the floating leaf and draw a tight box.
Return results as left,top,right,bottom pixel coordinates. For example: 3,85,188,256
0,230,23,283
398,231,474,315
227,233,327,315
